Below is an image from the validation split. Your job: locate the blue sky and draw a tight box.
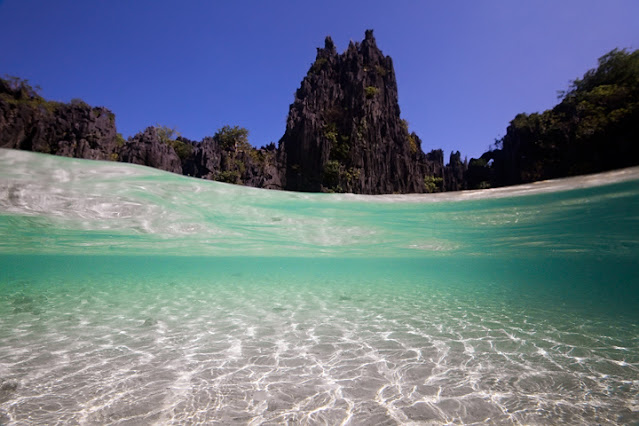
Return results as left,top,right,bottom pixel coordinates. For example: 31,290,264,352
1,1,637,159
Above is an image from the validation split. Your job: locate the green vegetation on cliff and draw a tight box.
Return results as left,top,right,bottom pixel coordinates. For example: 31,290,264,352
0,75,60,113
214,125,251,151
469,48,639,188
155,125,193,161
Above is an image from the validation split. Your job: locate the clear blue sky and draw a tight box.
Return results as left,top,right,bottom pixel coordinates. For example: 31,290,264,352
1,1,637,159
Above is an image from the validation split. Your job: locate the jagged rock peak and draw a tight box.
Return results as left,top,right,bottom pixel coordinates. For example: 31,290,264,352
364,29,376,44
119,126,183,174
323,36,336,54
278,30,434,194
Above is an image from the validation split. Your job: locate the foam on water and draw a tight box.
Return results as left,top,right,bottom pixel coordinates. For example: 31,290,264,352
0,149,638,424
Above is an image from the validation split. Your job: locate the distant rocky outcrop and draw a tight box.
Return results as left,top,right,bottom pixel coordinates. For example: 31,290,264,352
278,30,460,194
115,126,283,188
445,151,467,192
182,130,283,190
0,78,118,160
119,126,183,174
0,80,284,189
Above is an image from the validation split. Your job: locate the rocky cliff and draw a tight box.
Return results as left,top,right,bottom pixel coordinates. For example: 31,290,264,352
181,130,282,189
0,78,118,160
118,127,183,174
466,48,639,189
278,30,452,194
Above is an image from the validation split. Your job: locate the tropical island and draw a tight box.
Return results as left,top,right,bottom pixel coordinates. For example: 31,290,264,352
1,30,637,194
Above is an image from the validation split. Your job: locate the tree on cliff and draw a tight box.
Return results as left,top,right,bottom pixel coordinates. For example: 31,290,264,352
154,124,193,161
209,125,252,184
214,125,250,151
1,75,42,99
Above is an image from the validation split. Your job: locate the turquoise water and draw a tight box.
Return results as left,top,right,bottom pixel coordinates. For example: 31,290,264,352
0,149,638,424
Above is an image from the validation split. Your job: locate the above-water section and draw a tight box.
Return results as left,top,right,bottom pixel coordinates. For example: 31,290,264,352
0,149,638,424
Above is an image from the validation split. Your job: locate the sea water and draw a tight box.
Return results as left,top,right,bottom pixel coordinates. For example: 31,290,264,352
0,148,638,425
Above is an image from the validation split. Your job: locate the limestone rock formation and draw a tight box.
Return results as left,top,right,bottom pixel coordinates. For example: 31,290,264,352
119,127,183,174
0,79,118,160
278,30,448,194
445,151,466,192
183,137,282,189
